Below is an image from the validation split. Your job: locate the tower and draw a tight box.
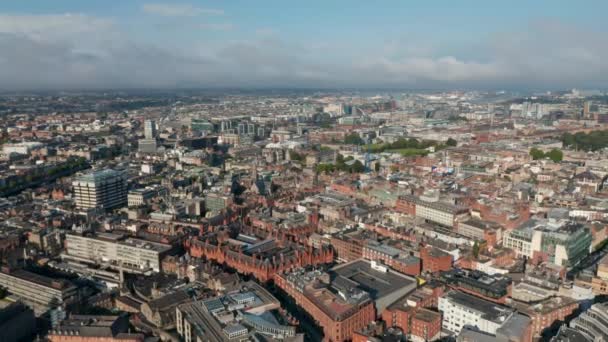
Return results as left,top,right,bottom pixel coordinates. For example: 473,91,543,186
144,120,157,139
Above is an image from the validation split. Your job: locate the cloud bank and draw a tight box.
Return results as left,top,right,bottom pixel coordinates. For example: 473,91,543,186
1,12,607,90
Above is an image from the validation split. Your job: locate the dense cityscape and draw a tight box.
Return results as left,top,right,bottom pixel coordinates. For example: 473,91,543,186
3,1,608,342
0,88,608,342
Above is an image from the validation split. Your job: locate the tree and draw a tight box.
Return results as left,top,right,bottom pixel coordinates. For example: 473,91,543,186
472,241,480,259
446,138,457,147
288,150,304,161
529,148,545,160
350,160,365,173
547,148,563,163
344,133,364,145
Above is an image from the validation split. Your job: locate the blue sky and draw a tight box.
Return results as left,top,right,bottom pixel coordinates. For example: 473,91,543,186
1,1,608,89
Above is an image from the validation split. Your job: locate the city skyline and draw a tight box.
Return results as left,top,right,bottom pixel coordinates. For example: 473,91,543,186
2,1,608,90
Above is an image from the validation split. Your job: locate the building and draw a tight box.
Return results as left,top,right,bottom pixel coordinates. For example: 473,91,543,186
438,291,515,336
205,193,232,213
276,259,417,342
330,234,365,263
410,308,442,342
511,296,578,338
128,187,158,207
141,290,192,329
420,246,453,273
64,233,172,273
176,281,298,342
397,194,469,228
0,267,79,315
457,219,502,246
2,141,44,155
590,254,608,295
439,269,512,304
382,284,445,335
144,119,157,139
275,268,375,342
138,138,158,153
72,169,127,211
0,302,36,342
502,219,592,268
568,302,608,342
331,259,418,313
48,314,144,342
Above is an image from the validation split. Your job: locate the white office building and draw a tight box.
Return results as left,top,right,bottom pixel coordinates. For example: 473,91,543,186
72,169,127,210
64,233,171,272
439,291,514,335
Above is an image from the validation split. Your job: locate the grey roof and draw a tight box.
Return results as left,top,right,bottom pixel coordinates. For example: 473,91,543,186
331,259,417,300
444,291,514,324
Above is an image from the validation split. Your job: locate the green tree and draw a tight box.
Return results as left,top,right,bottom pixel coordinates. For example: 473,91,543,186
472,241,480,259
288,150,304,161
344,133,364,145
547,148,563,163
350,160,365,173
529,148,545,160
446,138,457,147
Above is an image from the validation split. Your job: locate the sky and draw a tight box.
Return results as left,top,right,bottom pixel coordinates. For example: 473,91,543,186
1,0,608,90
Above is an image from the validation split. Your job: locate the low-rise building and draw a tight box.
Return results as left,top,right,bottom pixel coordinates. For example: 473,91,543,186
0,267,79,315
176,281,298,342
438,291,515,336
64,233,172,273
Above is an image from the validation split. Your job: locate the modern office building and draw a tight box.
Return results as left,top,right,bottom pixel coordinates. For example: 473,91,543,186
64,233,172,273
502,219,592,267
139,120,159,153
0,268,79,315
144,119,157,139
439,291,515,335
72,169,127,210
205,193,232,213
569,302,608,342
176,281,296,342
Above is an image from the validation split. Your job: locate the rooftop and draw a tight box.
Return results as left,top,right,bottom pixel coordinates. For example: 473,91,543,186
443,291,514,324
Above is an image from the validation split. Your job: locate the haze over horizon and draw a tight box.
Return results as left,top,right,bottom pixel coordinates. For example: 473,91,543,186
2,0,608,91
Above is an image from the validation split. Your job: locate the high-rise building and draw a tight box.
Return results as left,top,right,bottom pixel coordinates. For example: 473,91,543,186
139,120,158,153
583,101,592,118
72,169,127,210
144,120,157,139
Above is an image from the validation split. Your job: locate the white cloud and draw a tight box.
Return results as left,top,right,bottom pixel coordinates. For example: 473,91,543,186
198,23,235,31
142,3,223,17
0,13,607,90
0,13,115,42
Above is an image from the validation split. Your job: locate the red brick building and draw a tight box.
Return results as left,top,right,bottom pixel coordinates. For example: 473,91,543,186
187,238,333,282
331,235,364,262
420,246,452,273
513,297,579,338
275,272,375,342
410,308,442,341
381,285,444,340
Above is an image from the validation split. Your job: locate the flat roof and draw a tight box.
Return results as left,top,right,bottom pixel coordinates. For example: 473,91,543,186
331,259,417,300
443,291,513,324
0,269,75,291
